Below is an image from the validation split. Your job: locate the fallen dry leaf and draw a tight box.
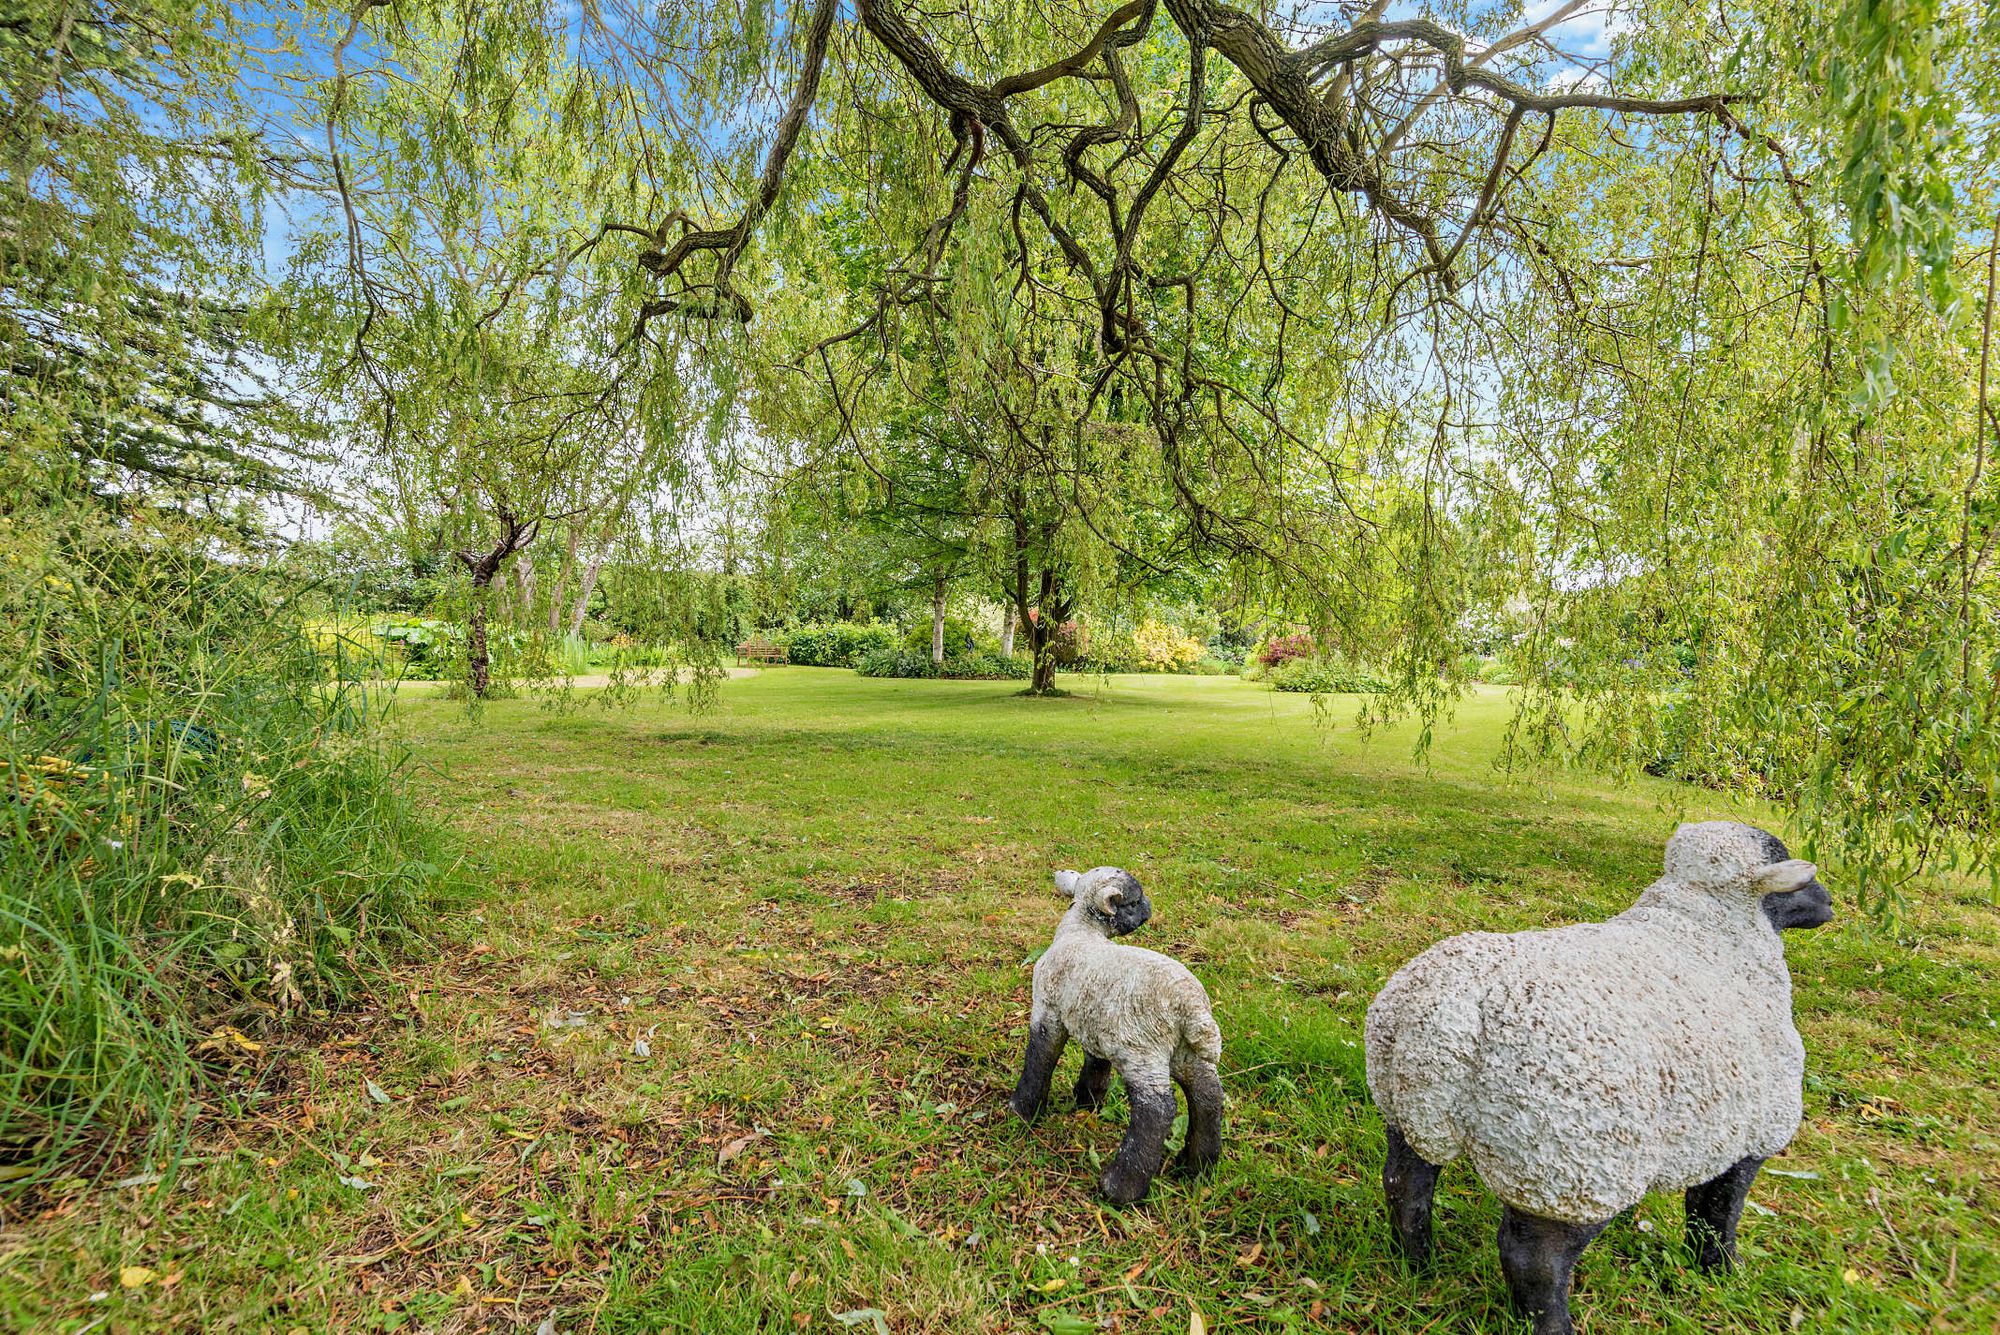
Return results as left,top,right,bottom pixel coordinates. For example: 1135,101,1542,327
716,1130,765,1167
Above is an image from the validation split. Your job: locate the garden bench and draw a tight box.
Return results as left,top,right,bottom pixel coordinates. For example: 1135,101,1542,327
736,635,789,666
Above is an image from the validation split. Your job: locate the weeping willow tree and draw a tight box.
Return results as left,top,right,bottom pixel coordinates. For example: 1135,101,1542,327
271,0,730,697
287,0,2000,905
749,148,1203,691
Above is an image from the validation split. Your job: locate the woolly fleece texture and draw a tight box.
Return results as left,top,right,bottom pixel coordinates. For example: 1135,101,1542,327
1365,822,1822,1224
1010,868,1225,1202
1031,869,1222,1081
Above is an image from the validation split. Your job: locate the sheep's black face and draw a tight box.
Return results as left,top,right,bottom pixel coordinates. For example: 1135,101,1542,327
1754,831,1834,931
1104,871,1152,937
1763,878,1833,931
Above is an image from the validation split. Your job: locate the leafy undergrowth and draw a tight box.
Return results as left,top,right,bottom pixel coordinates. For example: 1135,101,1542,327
1,673,1994,1332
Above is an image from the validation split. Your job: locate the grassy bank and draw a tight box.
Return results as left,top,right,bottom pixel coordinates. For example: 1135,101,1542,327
1,671,1993,1332
1,524,458,1190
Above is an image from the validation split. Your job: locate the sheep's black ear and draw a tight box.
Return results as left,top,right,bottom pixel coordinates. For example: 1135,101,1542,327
1093,871,1137,916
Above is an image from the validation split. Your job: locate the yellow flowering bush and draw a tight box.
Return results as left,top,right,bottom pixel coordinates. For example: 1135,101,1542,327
1093,618,1207,672
1133,618,1205,672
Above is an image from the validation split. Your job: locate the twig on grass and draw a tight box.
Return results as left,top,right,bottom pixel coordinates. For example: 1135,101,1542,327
1866,1187,1916,1277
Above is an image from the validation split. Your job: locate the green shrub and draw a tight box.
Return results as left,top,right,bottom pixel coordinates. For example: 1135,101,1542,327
855,648,1030,680
370,616,458,672
600,638,676,669
1644,694,1779,792
1460,652,1522,685
545,629,676,673
771,621,898,668
1268,657,1389,694
1203,640,1248,668
2,505,454,1185
901,615,995,657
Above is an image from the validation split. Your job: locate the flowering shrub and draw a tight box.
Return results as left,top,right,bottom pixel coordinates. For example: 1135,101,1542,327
1092,618,1206,672
1133,618,1205,671
1255,632,1318,669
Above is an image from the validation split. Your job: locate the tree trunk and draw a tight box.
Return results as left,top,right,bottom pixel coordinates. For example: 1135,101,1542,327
1031,639,1057,693
999,604,1015,656
549,522,581,637
513,551,536,625
455,506,541,699
1025,567,1071,695
467,574,495,697
931,574,947,664
569,553,605,637
1003,492,1062,694
1023,599,1054,694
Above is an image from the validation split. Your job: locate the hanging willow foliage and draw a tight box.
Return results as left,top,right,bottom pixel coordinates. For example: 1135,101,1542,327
271,1,1998,905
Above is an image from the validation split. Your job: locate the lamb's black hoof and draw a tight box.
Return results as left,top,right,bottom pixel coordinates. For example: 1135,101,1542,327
1391,1235,1434,1270
1009,1094,1044,1123
1170,1151,1218,1181
1099,1167,1154,1206
1073,1056,1114,1114
1689,1238,1736,1274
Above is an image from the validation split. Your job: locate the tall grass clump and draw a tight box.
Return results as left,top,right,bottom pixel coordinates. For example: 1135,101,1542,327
1,498,455,1188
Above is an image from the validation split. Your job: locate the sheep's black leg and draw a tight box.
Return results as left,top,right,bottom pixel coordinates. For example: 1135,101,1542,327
1685,1155,1765,1272
1072,1054,1114,1113
1100,1073,1176,1205
1008,1017,1067,1123
1497,1205,1608,1335
1382,1124,1442,1267
1170,1059,1223,1179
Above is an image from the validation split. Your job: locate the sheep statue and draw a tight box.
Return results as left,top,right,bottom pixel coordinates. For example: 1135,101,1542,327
1009,867,1224,1205
1364,821,1833,1335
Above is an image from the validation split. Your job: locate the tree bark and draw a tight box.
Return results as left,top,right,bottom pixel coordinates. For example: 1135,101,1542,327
549,521,581,637
456,506,541,698
1032,639,1064,695
1005,501,1058,693
513,550,536,624
467,575,495,697
1027,568,1075,694
999,604,1015,657
930,573,948,664
1030,622,1060,692
569,552,605,637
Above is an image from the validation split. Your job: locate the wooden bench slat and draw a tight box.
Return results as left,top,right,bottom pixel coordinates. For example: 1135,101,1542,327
735,635,789,666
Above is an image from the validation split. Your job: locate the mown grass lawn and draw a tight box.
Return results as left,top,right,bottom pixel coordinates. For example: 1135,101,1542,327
4,670,1996,1333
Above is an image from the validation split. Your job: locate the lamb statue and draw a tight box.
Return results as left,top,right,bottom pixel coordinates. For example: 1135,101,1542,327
1009,867,1224,1204
1364,821,1833,1335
